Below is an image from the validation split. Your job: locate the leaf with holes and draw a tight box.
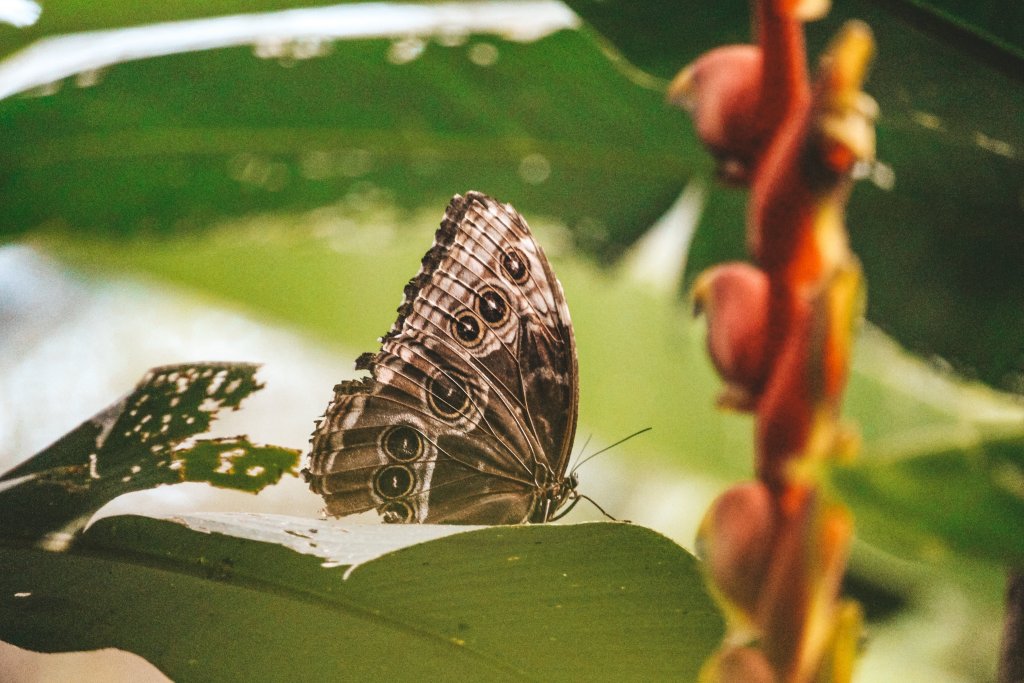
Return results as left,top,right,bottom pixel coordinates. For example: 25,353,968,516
0,363,299,543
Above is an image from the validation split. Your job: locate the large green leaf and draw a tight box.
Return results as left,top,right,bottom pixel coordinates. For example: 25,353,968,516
0,9,696,261
0,515,723,680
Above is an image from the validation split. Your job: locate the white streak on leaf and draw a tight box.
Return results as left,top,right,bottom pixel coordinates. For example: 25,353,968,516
0,1,580,100
168,512,483,580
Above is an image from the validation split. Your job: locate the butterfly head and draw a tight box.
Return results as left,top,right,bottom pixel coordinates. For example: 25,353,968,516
531,470,580,523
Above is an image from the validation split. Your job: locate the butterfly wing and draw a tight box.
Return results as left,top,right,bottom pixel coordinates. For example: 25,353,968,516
303,192,578,524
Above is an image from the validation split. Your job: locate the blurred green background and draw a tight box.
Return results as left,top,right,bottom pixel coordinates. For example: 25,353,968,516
1,0,1022,680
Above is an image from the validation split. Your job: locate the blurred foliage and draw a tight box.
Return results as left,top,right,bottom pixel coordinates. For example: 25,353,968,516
37,218,1024,566
835,431,1024,565
2,0,1024,679
568,0,1023,76
0,19,696,262
1,0,1019,390
884,0,1024,58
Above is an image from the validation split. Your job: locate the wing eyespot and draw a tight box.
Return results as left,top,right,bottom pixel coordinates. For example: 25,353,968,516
381,425,424,462
501,247,530,284
426,372,471,419
478,287,510,327
450,310,485,348
380,500,414,522
374,464,415,498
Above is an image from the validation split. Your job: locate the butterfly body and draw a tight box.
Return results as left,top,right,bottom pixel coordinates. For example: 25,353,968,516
304,192,578,524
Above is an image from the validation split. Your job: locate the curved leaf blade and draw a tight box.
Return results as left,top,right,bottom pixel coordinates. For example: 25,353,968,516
0,13,696,259
1,515,723,680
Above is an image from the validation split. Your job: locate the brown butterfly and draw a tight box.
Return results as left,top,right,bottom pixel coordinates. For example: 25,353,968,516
303,191,579,524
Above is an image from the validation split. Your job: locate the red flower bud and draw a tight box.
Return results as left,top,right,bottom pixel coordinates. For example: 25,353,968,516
749,21,876,286
700,645,777,683
692,263,771,411
756,258,863,488
668,45,765,184
668,0,819,185
696,482,777,627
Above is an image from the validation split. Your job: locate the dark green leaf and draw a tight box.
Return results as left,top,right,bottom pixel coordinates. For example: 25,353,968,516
833,430,1024,565
0,24,696,261
872,0,1024,61
567,0,1023,78
0,515,723,680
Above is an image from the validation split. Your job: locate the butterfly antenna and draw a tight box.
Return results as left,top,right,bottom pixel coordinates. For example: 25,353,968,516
569,432,595,472
571,427,652,474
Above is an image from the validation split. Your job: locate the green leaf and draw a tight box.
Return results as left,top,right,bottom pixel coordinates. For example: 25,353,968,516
0,13,696,261
0,0,346,55
834,430,1024,566
567,0,1023,77
173,438,300,493
0,363,300,543
0,515,723,680
827,326,1024,565
880,0,1024,59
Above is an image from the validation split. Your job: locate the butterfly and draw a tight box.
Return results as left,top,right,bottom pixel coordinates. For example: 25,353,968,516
303,191,579,524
